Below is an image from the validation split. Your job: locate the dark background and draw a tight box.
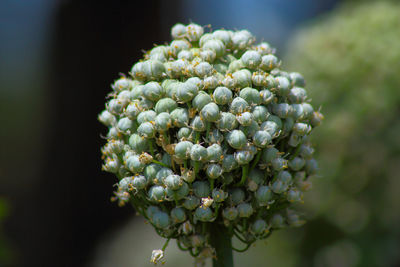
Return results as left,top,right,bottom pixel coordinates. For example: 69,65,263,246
0,0,340,266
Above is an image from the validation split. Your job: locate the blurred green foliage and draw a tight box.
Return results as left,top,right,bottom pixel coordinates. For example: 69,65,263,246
283,1,400,266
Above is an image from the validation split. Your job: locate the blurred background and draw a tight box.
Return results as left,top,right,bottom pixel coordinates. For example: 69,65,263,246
1,0,399,266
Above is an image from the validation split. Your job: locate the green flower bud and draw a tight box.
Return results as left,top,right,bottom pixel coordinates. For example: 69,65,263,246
272,103,292,118
178,50,194,61
155,112,172,132
253,130,272,148
171,207,187,223
192,91,212,111
190,116,206,132
195,62,213,78
128,134,148,153
212,188,227,202
166,181,190,200
232,69,252,88
207,144,223,162
289,72,305,87
230,97,249,114
131,60,165,81
143,81,163,101
132,175,147,189
234,149,254,165
148,185,166,202
259,54,280,71
228,59,245,73
106,99,125,115
200,49,217,62
203,75,219,90
154,98,177,114
190,144,208,161
126,155,146,173
98,110,116,126
310,111,324,127
275,76,291,96
222,154,238,172
288,157,305,171
146,205,161,220
252,105,270,124
251,219,267,235
186,77,203,89
213,86,233,105
283,117,295,135
177,127,193,141
175,141,193,159
137,110,157,125
144,163,162,181
152,211,170,229
183,195,200,210
212,30,232,46
164,174,183,190
237,203,254,218
271,157,288,171
260,121,279,137
305,158,318,175
206,164,223,179
204,129,223,145
293,122,311,136
226,130,247,149
155,168,174,184
287,189,302,203
181,168,195,183
194,207,214,222
186,23,204,42
228,188,245,205
271,179,288,194
139,98,154,110
118,177,133,191
170,40,191,56
112,77,132,92
200,102,220,122
277,170,292,183
301,103,314,119
285,213,304,228
236,112,253,126
232,30,255,50
125,101,141,120
137,122,156,138
223,207,238,221
117,117,133,133
193,181,211,198
270,214,285,229
170,108,189,127
202,39,226,57
299,144,314,159
239,87,261,105
255,185,272,206
241,50,261,69
171,23,187,39
217,112,238,131
288,87,307,104
176,82,198,103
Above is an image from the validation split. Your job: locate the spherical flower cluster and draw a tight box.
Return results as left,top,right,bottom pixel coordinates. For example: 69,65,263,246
99,22,322,263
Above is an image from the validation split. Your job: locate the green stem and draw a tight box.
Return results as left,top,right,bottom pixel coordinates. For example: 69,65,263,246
210,224,234,267
152,159,169,168
149,139,154,157
236,165,249,186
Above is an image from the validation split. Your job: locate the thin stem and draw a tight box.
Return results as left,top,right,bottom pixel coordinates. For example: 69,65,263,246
162,238,171,251
152,159,169,168
236,165,249,186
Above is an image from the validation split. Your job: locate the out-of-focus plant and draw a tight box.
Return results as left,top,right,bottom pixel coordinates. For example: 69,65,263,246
284,2,400,266
98,22,323,266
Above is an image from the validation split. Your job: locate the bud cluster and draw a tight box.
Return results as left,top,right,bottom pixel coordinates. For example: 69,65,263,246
99,22,322,262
